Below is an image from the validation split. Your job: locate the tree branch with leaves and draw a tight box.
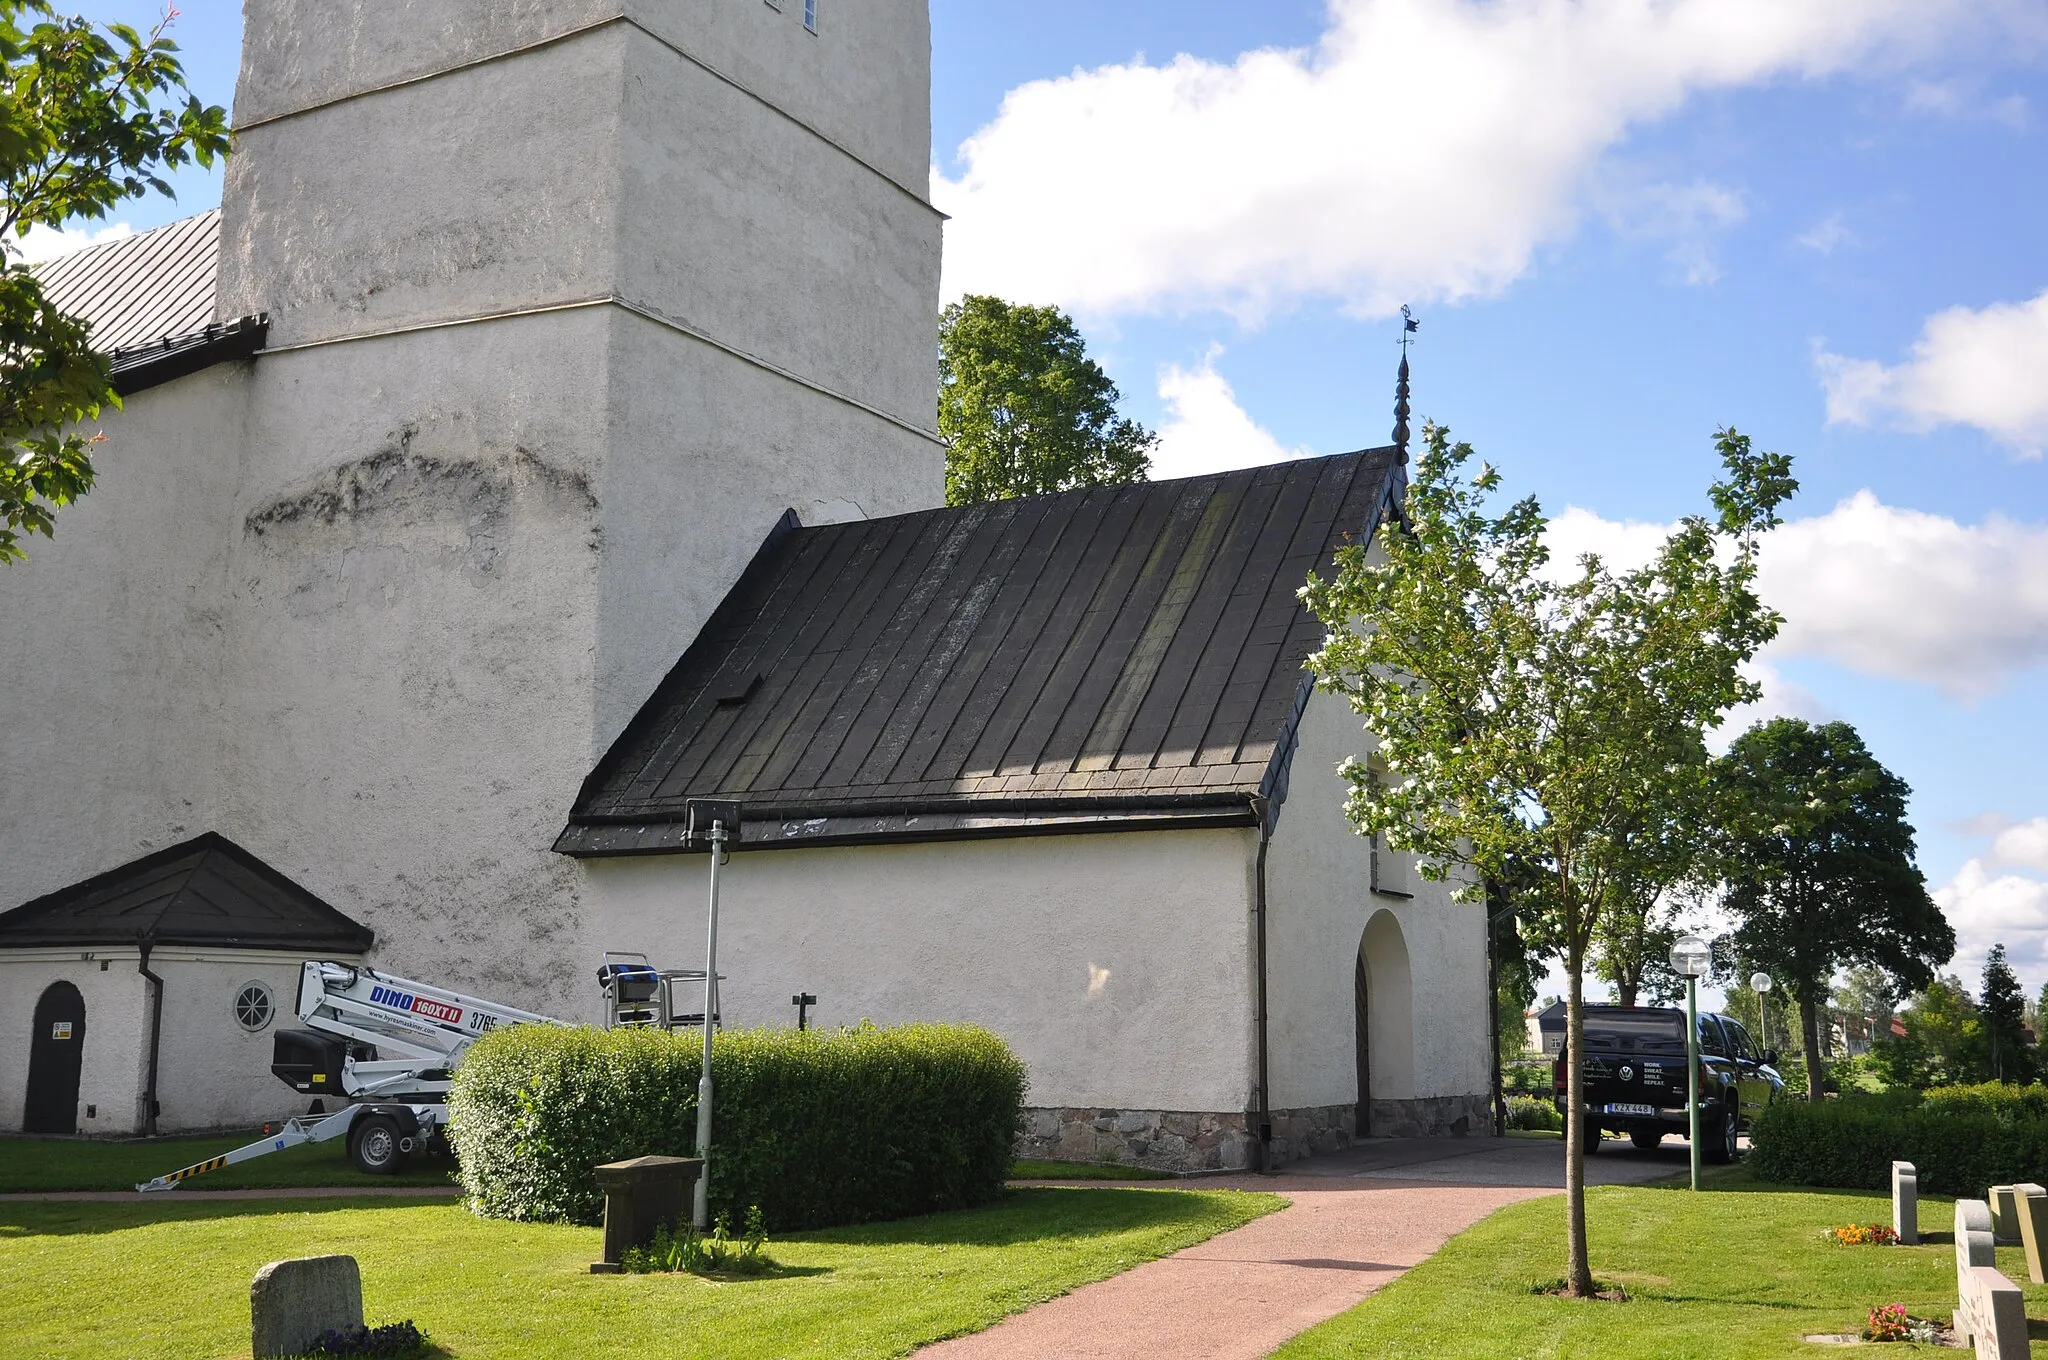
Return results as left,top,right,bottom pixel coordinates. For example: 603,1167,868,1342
0,1,227,562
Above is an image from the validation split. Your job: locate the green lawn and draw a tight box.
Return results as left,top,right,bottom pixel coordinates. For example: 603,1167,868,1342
0,1135,1173,1194
0,1186,1280,1359
1273,1173,2048,1359
0,1131,458,1193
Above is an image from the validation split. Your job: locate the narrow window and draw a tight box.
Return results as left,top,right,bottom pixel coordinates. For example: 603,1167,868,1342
804,0,818,32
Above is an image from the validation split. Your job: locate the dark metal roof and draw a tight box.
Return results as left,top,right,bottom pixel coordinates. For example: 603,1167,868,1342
558,448,1403,854
31,209,265,396
0,833,374,952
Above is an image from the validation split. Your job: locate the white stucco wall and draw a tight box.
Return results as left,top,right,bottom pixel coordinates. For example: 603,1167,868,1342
1262,689,1492,1111
1,948,363,1135
581,828,1259,1112
1,2,942,1027
0,953,148,1134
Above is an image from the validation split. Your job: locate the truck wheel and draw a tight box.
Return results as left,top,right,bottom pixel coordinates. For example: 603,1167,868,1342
1702,1109,1737,1165
348,1113,411,1175
1583,1129,1602,1155
1629,1127,1663,1152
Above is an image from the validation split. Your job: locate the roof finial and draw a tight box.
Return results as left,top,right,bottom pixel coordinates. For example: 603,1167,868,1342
1392,306,1418,459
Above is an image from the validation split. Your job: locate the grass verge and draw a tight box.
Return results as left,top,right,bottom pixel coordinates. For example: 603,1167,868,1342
1271,1172,2047,1358
0,1131,457,1193
0,1186,1279,1359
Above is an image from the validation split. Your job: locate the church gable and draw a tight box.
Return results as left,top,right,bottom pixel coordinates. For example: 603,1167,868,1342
0,833,373,953
559,447,1403,853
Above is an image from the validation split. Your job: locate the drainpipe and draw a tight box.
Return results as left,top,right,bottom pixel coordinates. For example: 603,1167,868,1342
137,939,164,1137
1251,796,1273,1173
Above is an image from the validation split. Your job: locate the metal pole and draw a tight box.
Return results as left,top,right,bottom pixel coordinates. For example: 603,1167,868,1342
692,820,727,1229
1686,974,1701,1192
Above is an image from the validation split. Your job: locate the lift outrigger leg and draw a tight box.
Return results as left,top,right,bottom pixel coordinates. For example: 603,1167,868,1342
135,1106,365,1192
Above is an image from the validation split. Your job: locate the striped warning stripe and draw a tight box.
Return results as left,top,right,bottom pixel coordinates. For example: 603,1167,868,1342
168,1156,229,1183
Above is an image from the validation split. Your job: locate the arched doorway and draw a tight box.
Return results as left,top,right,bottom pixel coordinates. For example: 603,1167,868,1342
1355,910,1413,1137
25,981,86,1134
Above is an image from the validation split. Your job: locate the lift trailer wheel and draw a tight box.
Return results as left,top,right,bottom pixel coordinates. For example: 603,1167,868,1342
348,1113,411,1175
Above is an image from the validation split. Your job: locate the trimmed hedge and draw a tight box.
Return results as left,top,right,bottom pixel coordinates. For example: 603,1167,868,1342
446,1021,1026,1230
1749,1090,2048,1195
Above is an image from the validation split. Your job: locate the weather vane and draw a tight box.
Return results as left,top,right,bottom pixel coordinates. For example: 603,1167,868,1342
1391,306,1417,459
1399,304,1419,357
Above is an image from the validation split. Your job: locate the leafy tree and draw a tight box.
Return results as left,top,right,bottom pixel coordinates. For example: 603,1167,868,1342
1870,976,1981,1089
1980,944,2033,1083
938,295,1154,505
0,2,227,562
1303,423,1793,1298
1714,719,1955,1101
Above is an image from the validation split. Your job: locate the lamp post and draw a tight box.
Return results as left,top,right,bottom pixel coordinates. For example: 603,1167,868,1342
1750,971,1773,1058
686,799,740,1230
1670,935,1712,1192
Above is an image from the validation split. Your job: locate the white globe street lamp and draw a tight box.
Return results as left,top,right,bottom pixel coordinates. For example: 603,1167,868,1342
1750,971,1774,1059
1669,935,1711,1190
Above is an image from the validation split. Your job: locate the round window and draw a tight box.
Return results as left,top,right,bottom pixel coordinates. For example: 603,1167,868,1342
233,981,275,1033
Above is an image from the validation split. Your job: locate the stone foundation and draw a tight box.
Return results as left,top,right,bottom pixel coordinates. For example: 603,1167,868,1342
1017,1107,1259,1172
1017,1093,1495,1173
1363,1092,1492,1139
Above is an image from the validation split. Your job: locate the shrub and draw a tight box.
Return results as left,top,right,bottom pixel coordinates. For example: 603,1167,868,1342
1506,1094,1562,1132
624,1207,771,1276
1920,1081,2048,1120
447,1021,1027,1230
1749,1093,2048,1194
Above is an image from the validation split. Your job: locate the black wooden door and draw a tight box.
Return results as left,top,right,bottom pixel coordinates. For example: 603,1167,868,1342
1354,953,1371,1137
24,981,86,1134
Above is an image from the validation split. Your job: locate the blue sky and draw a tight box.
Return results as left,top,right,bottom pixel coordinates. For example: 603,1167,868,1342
52,1,2048,1000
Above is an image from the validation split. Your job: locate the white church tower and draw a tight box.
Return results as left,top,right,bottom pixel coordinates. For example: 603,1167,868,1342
1,2,943,1014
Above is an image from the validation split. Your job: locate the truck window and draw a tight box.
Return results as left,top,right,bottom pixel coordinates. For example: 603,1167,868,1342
1697,1016,1728,1056
1582,1010,1683,1042
1722,1019,1757,1061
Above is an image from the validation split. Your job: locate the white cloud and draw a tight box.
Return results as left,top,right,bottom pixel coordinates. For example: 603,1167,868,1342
1598,177,1746,285
1151,346,1311,480
1761,492,2048,695
9,221,133,266
1934,858,2048,993
937,0,2034,320
1903,77,2029,127
1985,817,2048,875
1817,287,2048,454
1795,212,1856,256
1545,492,2048,698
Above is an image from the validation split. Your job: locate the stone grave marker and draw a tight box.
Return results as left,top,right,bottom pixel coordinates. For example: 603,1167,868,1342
2014,1183,2048,1285
251,1255,362,1360
1957,1199,1995,1296
589,1155,703,1273
1990,1185,2021,1245
1891,1160,1918,1244
1957,1264,2028,1358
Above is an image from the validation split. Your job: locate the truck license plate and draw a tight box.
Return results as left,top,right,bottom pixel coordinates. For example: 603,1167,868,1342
1604,1103,1655,1117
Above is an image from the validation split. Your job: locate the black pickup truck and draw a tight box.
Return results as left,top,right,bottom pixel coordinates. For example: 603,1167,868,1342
1553,1004,1783,1161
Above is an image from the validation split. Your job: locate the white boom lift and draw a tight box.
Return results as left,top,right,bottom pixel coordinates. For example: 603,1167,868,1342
137,961,563,1191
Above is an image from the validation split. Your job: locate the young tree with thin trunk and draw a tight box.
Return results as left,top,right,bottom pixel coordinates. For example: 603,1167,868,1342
1304,423,1793,1298
1714,718,1955,1101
